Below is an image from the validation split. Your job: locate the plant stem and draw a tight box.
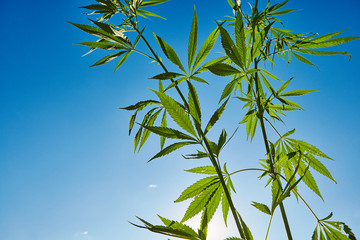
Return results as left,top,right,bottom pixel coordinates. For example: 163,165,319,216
201,138,246,239
132,24,189,109
265,212,274,240
253,58,293,240
133,21,247,240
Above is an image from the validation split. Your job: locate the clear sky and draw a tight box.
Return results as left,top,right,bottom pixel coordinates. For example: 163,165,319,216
0,0,359,240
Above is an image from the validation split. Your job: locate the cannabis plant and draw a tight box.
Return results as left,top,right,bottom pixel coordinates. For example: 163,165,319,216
70,0,358,239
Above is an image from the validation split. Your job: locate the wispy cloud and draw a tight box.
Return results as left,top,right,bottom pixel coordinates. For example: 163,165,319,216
148,184,158,188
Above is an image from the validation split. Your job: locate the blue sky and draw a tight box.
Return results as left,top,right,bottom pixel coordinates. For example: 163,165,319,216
0,0,359,240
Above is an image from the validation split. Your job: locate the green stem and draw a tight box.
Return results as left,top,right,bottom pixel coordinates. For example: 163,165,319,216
265,212,274,240
230,168,267,176
132,21,246,239
253,58,293,240
201,138,246,239
132,24,189,109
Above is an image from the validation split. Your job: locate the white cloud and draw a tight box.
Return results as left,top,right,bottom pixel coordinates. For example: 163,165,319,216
82,231,88,235
148,184,158,188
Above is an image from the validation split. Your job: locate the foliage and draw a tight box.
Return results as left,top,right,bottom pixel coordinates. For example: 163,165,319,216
71,0,358,239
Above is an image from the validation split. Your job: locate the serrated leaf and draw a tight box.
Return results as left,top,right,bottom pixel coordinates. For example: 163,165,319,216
298,162,323,200
153,34,186,73
251,202,271,215
151,72,184,80
137,9,166,19
90,51,126,67
160,111,167,149
295,49,351,60
270,9,300,16
292,52,319,69
141,125,196,140
187,81,202,124
149,141,195,162
220,80,237,103
75,41,126,50
203,185,223,222
304,153,336,183
204,98,229,134
235,14,247,66
153,90,197,137
175,176,219,203
287,139,332,160
299,36,360,49
141,0,169,7
181,182,220,223
222,188,230,226
121,100,160,110
68,21,128,46
196,56,228,74
138,109,162,150
219,26,243,68
114,51,131,72
188,8,198,71
206,63,240,76
193,27,220,70
277,79,292,94
280,89,317,97
185,166,217,175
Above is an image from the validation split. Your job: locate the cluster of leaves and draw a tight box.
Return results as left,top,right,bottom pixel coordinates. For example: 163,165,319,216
71,0,358,239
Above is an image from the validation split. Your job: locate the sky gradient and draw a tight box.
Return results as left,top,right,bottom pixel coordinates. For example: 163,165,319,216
1,0,360,239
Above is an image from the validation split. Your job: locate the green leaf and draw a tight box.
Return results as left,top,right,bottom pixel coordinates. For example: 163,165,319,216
219,26,243,68
188,8,198,72
121,100,160,110
206,63,240,76
203,185,223,222
137,9,166,20
175,176,219,202
298,162,323,200
193,27,220,70
259,68,280,80
219,80,237,103
251,202,271,215
295,49,351,60
304,154,336,183
270,9,300,16
153,34,186,73
149,141,195,162
128,114,136,135
196,56,228,74
277,79,292,94
153,90,197,137
181,182,220,222
90,51,126,67
204,98,229,134
280,89,317,97
151,72,184,80
141,125,196,140
67,21,129,46
287,139,332,160
138,109,162,150
292,52,319,69
160,111,167,149
300,36,360,49
187,81,202,124
114,51,131,72
141,0,169,7
217,129,227,154
221,187,230,226
75,41,126,50
185,166,217,175
235,14,247,67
